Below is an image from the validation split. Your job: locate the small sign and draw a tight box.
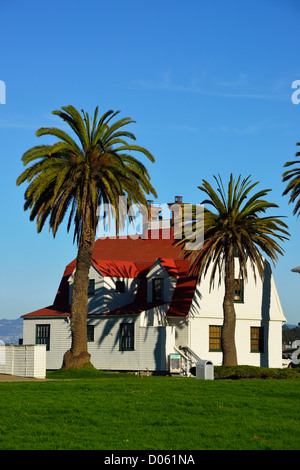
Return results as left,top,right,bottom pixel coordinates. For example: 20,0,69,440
169,354,181,374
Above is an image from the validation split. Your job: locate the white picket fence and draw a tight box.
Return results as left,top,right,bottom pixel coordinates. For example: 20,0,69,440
0,344,46,378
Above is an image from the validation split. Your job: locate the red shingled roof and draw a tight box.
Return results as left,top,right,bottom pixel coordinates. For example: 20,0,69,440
92,259,141,278
93,228,182,261
22,229,197,318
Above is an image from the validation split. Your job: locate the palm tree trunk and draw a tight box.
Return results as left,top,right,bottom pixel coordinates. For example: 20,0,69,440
222,256,238,365
62,211,96,369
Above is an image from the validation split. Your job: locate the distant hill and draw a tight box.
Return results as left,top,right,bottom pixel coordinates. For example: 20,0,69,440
0,318,23,344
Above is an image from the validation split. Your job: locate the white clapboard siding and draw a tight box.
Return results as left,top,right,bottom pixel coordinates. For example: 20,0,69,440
23,318,71,370
89,277,139,314
146,260,177,303
0,345,46,378
183,259,285,367
23,314,176,372
69,265,140,314
166,317,189,348
87,314,175,371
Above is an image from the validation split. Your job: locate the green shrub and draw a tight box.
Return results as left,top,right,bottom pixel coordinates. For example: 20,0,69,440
46,365,300,381
214,365,300,379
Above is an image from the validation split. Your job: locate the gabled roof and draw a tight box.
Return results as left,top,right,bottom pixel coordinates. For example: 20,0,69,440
22,305,71,318
146,258,179,278
22,228,197,318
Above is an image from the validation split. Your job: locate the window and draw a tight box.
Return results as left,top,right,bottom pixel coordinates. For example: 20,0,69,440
120,323,134,351
88,279,95,295
234,279,244,303
209,325,222,351
152,278,164,302
36,324,50,351
87,325,94,342
251,327,264,352
116,280,125,293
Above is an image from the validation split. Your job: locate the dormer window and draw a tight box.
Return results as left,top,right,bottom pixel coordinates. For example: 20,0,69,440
116,280,125,293
88,279,95,296
152,278,164,302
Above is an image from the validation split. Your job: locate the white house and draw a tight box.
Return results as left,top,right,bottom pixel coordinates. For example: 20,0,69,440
21,198,286,373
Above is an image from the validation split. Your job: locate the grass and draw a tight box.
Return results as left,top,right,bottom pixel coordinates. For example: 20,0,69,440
0,367,299,450
46,363,300,380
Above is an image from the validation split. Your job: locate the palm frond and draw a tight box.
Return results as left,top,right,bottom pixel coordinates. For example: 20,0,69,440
177,174,289,289
16,105,156,243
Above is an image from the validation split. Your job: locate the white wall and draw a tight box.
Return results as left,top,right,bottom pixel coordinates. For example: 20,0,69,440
0,344,46,378
167,317,189,348
140,304,170,326
23,314,175,372
169,259,285,368
87,314,174,372
69,265,140,314
23,317,71,370
187,316,283,367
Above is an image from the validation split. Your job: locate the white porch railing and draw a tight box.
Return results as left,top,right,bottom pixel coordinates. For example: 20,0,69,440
174,344,201,376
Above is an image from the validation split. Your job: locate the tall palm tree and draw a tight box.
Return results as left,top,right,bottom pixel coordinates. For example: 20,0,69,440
282,142,300,217
17,105,157,369
176,174,289,365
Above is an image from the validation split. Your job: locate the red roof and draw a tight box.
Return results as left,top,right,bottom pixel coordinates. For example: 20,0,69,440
22,228,197,318
92,259,141,278
92,228,182,261
22,306,71,317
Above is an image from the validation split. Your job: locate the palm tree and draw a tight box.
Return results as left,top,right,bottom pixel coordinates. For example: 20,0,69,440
282,142,300,217
176,174,289,365
17,105,157,369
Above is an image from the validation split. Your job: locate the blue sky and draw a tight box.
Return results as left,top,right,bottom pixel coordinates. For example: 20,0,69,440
1,0,300,324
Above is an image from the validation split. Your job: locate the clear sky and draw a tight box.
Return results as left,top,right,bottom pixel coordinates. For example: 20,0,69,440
0,0,300,324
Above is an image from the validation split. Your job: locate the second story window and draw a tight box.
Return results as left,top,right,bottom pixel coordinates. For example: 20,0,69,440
234,279,244,303
152,278,164,302
88,279,95,296
115,280,125,293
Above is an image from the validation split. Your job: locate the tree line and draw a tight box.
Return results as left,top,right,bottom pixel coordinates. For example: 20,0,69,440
282,325,300,344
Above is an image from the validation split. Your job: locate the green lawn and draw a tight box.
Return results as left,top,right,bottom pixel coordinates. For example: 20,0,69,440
0,373,299,450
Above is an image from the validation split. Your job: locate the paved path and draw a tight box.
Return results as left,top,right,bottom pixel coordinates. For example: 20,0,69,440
0,374,47,382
